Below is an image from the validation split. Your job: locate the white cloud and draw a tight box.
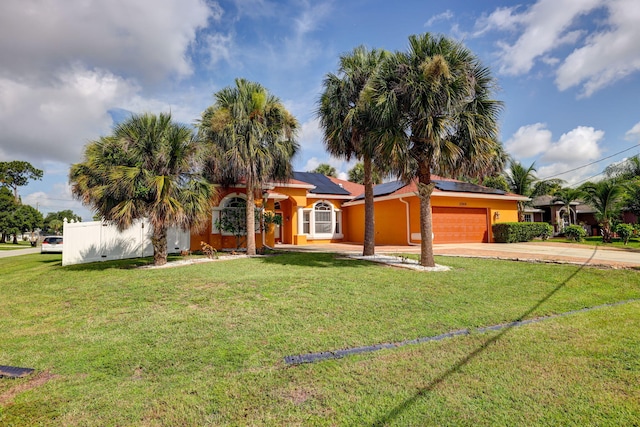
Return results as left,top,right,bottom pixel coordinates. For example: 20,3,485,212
0,67,137,164
205,33,236,67
0,0,215,83
487,0,604,76
536,162,600,185
507,124,605,184
0,0,220,166
541,126,604,163
476,0,640,96
474,6,525,35
556,0,640,96
505,123,553,158
425,10,454,27
625,121,640,140
299,118,324,152
302,157,322,172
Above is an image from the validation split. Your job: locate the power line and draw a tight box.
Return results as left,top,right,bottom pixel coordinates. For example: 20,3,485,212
538,143,640,180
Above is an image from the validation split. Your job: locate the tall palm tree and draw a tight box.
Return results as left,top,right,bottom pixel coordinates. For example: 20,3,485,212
504,161,539,222
199,78,299,255
318,46,390,256
552,187,584,227
580,179,626,243
371,33,504,267
504,161,564,221
69,113,217,266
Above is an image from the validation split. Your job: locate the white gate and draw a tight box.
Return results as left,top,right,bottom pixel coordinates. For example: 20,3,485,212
62,219,189,266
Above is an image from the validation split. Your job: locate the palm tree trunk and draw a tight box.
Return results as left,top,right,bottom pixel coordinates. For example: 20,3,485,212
246,184,257,256
417,165,436,267
517,201,525,222
362,154,375,256
151,226,168,266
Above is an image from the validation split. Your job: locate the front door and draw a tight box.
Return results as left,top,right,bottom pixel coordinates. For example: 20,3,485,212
274,212,282,243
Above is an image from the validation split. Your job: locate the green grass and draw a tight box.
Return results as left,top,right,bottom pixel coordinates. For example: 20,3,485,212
1,252,639,425
548,236,640,250
0,241,33,250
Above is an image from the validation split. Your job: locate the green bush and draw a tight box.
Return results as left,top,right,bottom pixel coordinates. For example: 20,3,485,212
492,222,553,243
564,224,587,242
615,223,634,245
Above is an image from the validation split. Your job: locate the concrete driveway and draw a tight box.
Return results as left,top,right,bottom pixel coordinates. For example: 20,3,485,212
277,241,640,269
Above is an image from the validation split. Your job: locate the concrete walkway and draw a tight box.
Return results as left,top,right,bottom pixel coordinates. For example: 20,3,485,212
276,241,640,269
0,247,40,258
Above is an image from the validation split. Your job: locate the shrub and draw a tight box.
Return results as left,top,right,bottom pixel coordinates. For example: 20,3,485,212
564,224,587,242
615,223,634,245
492,222,554,243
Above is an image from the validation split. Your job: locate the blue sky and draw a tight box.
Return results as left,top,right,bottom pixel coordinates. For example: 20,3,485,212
1,0,639,220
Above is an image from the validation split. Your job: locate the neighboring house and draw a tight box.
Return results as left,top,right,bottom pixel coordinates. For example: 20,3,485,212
191,172,528,251
531,195,600,236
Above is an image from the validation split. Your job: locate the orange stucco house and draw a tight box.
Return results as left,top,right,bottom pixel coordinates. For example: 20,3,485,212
191,172,528,252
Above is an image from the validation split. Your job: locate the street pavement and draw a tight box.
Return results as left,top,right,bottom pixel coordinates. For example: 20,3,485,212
0,247,40,258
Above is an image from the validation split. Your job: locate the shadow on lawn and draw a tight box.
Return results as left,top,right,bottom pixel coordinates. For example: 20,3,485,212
371,246,598,427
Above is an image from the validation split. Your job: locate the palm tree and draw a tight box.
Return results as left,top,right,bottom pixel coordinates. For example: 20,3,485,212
311,163,337,177
199,78,299,255
371,33,504,267
552,187,584,228
504,161,564,221
69,113,216,266
580,179,626,243
347,162,383,185
318,46,390,256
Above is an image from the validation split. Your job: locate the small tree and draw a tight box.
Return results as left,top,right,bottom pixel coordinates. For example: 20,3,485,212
0,161,44,203
564,224,586,242
615,223,634,245
310,163,337,177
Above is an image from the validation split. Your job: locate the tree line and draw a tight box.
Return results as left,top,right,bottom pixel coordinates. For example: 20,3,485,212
0,161,83,243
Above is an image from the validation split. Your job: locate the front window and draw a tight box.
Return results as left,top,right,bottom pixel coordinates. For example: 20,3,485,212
524,213,533,222
212,194,260,235
220,197,247,232
303,211,310,234
314,202,332,234
299,201,343,240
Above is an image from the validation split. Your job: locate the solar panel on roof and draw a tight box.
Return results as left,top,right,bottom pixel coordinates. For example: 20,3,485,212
353,180,407,200
433,180,506,195
292,172,351,195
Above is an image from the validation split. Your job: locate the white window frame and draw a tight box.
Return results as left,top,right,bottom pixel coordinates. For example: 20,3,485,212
524,213,533,223
212,193,261,235
297,200,343,240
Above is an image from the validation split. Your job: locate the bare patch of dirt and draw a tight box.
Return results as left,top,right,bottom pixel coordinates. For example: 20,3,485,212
0,371,58,406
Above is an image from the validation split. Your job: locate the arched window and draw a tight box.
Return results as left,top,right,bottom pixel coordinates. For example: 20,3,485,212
314,202,332,234
298,200,343,239
212,194,260,235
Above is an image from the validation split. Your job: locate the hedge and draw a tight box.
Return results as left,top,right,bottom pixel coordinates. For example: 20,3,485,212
492,222,553,243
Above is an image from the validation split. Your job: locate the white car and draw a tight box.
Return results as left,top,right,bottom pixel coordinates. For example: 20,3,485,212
41,236,63,253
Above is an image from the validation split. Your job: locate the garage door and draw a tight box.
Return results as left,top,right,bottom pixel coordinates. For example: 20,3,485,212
432,207,488,243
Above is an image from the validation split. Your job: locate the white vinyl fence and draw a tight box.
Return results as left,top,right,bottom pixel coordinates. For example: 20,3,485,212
62,219,190,266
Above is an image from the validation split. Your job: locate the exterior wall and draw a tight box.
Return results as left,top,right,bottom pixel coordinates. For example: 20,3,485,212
344,194,520,245
63,219,189,266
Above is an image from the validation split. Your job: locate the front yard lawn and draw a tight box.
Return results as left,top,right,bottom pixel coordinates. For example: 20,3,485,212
549,236,640,250
1,252,638,425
